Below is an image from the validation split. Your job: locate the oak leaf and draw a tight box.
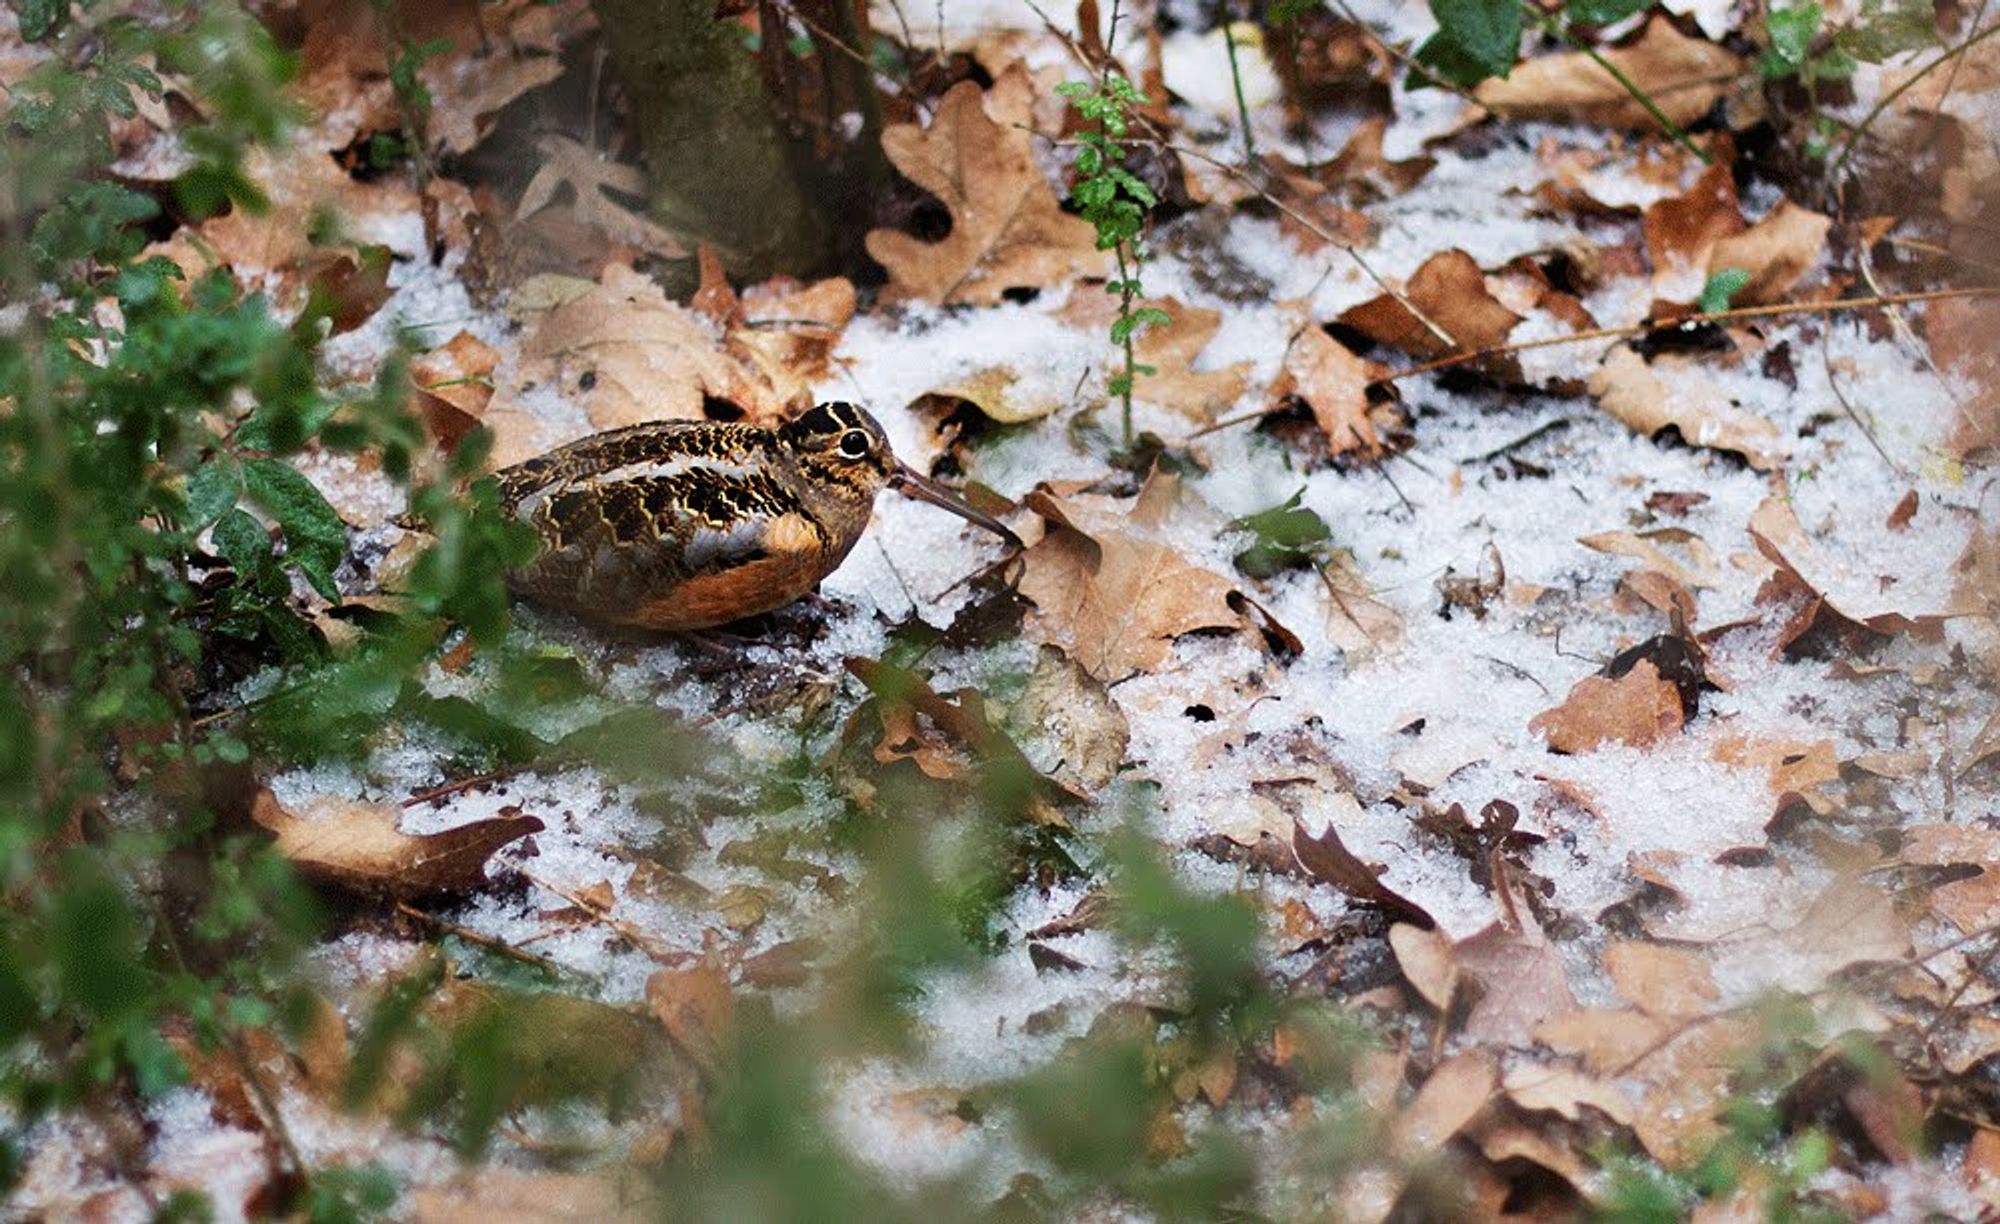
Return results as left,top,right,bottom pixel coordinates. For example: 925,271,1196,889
1477,19,1741,130
1270,326,1393,457
516,135,690,258
492,263,784,443
1529,658,1685,753
1016,471,1241,680
1337,249,1523,372
250,789,540,898
1589,345,1786,469
1708,200,1831,305
1060,294,1251,422
412,331,500,452
865,79,1106,304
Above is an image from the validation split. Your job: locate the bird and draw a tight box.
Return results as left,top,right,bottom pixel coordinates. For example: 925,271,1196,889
492,401,1019,631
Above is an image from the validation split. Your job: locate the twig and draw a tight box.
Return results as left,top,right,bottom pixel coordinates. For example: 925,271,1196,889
1221,14,1258,164
1467,417,1571,463
401,766,527,808
1818,308,1904,476
519,868,687,964
396,901,561,972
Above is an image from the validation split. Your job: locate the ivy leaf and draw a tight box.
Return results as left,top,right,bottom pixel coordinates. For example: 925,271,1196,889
1762,2,1823,75
1698,267,1750,315
1563,0,1651,24
184,454,243,531
14,0,69,41
243,458,347,600
1231,491,1333,578
1414,0,1522,87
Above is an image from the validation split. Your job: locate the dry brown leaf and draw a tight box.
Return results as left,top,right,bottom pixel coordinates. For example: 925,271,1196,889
1749,493,1970,633
408,1169,651,1224
728,276,858,410
516,135,690,258
1707,200,1831,305
1293,822,1437,929
1642,159,1743,279
1711,734,1839,815
1012,645,1131,791
1389,922,1457,1010
1271,327,1394,458
1580,526,1723,590
1603,941,1719,1020
249,789,540,898
1338,249,1523,370
1501,1061,1636,1126
1900,825,2000,934
412,331,499,451
494,263,784,436
647,965,734,1076
1061,294,1251,422
922,365,1053,424
1923,296,2000,460
1530,658,1686,753
1391,1051,1496,1157
866,78,1105,304
199,145,420,282
1476,18,1742,130
1017,471,1241,680
1590,345,1786,469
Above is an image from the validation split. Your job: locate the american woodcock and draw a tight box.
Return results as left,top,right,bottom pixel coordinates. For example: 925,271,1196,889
494,402,1018,630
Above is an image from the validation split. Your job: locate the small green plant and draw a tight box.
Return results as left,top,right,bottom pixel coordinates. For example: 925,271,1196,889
1057,72,1168,447
1698,267,1751,314
1230,489,1335,579
1416,0,1710,162
1760,0,1936,159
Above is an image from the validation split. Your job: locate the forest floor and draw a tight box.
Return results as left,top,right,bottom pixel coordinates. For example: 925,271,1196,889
11,0,2000,1218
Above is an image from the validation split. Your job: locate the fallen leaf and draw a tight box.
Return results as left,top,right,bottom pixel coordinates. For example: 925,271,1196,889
1707,200,1831,306
412,330,500,451
865,78,1105,304
492,262,783,435
1292,821,1436,928
1060,294,1251,423
1642,158,1743,282
1530,658,1686,753
1391,1051,1496,1157
1338,249,1523,371
1016,471,1241,680
408,1169,651,1223
1476,18,1742,130
647,965,734,1076
1590,345,1786,469
1711,734,1839,815
1603,941,1719,1020
250,789,540,898
728,276,858,410
1900,825,2000,934
1502,1061,1636,1126
1922,296,2000,460
1012,645,1130,791
516,135,691,259
1749,494,1970,633
1270,326,1395,457
200,144,420,283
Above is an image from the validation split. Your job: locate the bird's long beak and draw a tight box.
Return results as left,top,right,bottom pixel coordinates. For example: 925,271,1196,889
891,464,1022,549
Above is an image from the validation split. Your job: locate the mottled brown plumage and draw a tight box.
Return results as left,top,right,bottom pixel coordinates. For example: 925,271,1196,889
494,402,1015,630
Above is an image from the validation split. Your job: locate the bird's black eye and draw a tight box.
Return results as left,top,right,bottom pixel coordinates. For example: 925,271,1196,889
837,429,872,459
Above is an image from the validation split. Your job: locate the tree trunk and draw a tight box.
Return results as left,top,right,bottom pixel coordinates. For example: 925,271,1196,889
589,0,829,278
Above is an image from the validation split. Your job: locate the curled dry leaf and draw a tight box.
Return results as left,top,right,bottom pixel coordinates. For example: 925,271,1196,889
1476,18,1742,130
1270,327,1394,458
1338,249,1523,374
1292,821,1436,928
1060,294,1251,423
249,789,540,899
1530,658,1686,753
1642,159,1743,280
1899,825,2000,934
1749,494,1973,633
1589,345,1786,469
412,330,500,452
647,965,734,1076
865,78,1106,304
1016,471,1241,681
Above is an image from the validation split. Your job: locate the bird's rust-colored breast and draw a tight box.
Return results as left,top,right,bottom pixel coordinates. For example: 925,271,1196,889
621,512,829,630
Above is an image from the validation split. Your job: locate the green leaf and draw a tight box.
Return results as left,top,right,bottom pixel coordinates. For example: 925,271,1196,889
185,454,244,530
1563,0,1651,24
1837,0,1936,62
13,0,68,41
1765,3,1823,70
1697,267,1750,314
1414,0,1522,86
242,458,347,600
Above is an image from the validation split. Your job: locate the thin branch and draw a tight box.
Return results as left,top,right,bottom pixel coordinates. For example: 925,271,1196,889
1552,21,1712,165
396,901,562,972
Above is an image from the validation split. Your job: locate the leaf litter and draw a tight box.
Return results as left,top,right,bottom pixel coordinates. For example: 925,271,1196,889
20,0,2000,1217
